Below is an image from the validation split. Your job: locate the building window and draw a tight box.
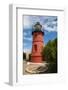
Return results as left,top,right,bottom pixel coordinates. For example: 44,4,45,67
34,44,37,52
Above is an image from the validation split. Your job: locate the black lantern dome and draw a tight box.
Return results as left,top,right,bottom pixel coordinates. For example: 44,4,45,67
32,22,44,35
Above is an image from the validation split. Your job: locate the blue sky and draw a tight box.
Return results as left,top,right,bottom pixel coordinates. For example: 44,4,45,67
23,15,57,52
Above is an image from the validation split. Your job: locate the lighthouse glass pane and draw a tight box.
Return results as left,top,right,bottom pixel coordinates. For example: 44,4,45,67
23,15,57,75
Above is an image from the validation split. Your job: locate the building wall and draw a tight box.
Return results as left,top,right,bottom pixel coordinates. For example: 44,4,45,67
31,32,44,63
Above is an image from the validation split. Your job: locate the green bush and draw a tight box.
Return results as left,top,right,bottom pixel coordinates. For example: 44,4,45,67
46,63,57,73
42,38,57,73
42,38,57,63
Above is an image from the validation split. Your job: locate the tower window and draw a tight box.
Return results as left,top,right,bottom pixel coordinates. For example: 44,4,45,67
34,44,37,52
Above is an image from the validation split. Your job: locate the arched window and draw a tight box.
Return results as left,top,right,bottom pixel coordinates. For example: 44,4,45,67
34,44,37,52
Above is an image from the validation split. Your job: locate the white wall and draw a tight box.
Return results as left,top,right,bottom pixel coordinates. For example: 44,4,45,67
0,0,68,89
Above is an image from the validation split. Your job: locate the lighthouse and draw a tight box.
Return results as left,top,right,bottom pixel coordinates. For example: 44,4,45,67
25,22,47,74
31,22,44,63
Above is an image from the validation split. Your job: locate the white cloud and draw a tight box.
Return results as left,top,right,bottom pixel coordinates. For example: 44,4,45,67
44,26,57,32
24,37,32,41
23,32,27,36
23,48,31,53
23,43,27,46
43,18,57,32
43,23,57,32
24,16,32,29
23,15,43,29
23,15,57,32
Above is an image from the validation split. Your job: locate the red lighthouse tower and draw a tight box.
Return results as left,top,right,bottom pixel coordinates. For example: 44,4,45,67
31,22,44,63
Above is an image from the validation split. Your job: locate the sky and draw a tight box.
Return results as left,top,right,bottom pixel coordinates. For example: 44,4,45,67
23,15,57,53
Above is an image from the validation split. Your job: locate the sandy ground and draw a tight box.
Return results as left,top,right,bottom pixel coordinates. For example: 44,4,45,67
23,60,47,75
